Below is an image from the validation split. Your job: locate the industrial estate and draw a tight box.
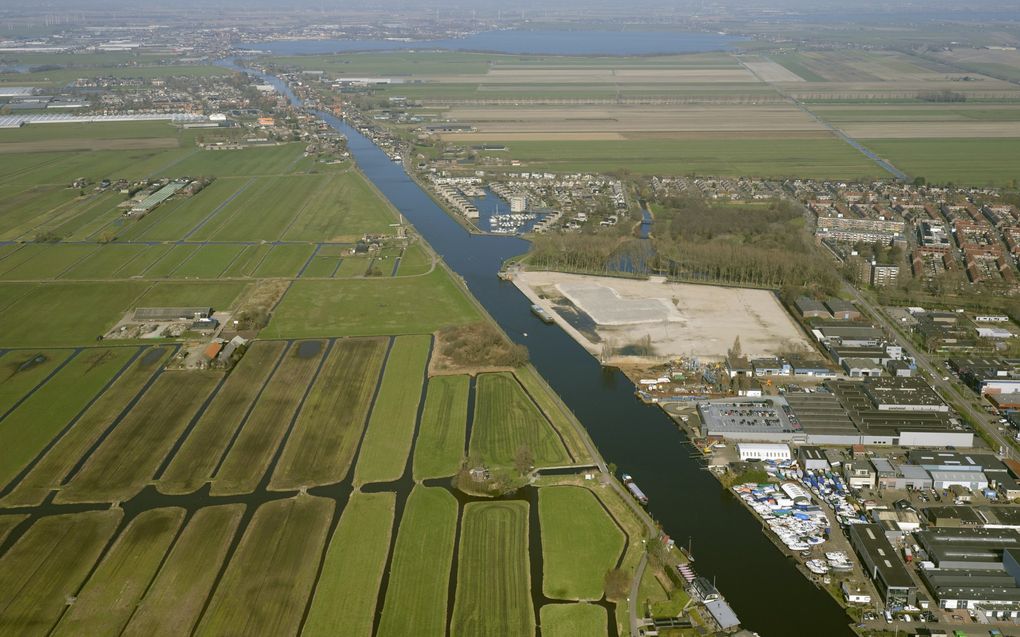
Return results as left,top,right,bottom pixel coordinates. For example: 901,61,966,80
1,3,1020,637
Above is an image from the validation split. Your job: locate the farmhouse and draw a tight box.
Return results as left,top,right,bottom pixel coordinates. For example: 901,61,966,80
133,306,213,321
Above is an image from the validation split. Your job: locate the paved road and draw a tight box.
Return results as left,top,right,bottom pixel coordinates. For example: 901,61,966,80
843,282,1014,458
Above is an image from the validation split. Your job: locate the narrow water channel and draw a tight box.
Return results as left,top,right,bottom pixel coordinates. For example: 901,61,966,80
232,61,857,637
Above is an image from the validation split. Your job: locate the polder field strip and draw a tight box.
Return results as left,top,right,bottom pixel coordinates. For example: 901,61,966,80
157,340,287,495
0,243,97,280
0,509,121,634
264,268,480,338
471,372,571,468
131,280,248,310
862,138,1020,187
156,143,308,178
516,365,592,465
377,486,458,637
110,245,173,278
196,495,334,636
451,501,534,637
51,507,185,636
209,340,326,496
353,334,431,485
170,244,247,279
60,244,151,279
468,138,883,180
115,178,247,242
143,244,199,278
0,346,173,508
539,486,626,600
302,491,396,637
55,370,220,504
121,504,245,637
0,346,137,491
0,187,79,240
220,243,273,277
189,175,326,242
270,337,388,490
298,248,340,278
252,243,316,277
0,348,72,416
0,514,26,545
540,604,608,637
412,374,470,480
282,170,399,242
395,243,432,276
0,281,150,347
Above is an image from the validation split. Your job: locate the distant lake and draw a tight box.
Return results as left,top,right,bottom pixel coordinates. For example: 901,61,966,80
241,29,738,56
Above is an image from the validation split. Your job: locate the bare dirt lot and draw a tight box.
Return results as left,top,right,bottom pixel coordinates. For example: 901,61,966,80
513,271,812,364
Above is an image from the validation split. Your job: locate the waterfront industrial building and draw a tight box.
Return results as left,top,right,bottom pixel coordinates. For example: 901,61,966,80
698,377,973,447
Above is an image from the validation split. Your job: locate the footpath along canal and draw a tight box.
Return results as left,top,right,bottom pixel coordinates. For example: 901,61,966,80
235,61,857,637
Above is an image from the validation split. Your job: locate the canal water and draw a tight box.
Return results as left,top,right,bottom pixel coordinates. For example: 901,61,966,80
235,62,857,637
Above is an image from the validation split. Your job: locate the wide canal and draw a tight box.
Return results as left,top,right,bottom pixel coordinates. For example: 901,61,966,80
241,62,857,637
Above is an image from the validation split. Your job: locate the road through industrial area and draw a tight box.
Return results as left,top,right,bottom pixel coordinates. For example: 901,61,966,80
843,282,1015,458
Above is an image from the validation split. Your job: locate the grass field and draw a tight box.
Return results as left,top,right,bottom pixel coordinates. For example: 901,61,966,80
539,486,626,600
350,337,429,480
0,348,72,416
210,340,325,495
0,514,26,545
281,171,397,242
170,244,247,278
190,175,323,242
412,374,470,480
0,509,121,633
0,281,150,346
0,346,136,491
1,346,172,507
303,491,396,637
864,138,1020,186
132,281,248,312
61,244,151,279
264,268,480,338
157,341,287,494
540,604,608,637
395,243,432,276
196,495,334,636
52,507,185,636
252,243,316,278
353,335,431,485
57,371,220,503
221,244,272,277
377,486,459,637
118,178,248,242
159,143,307,177
0,243,97,280
452,501,534,637
515,366,590,465
471,372,570,468
122,504,245,637
333,254,370,277
469,138,882,179
270,337,387,490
